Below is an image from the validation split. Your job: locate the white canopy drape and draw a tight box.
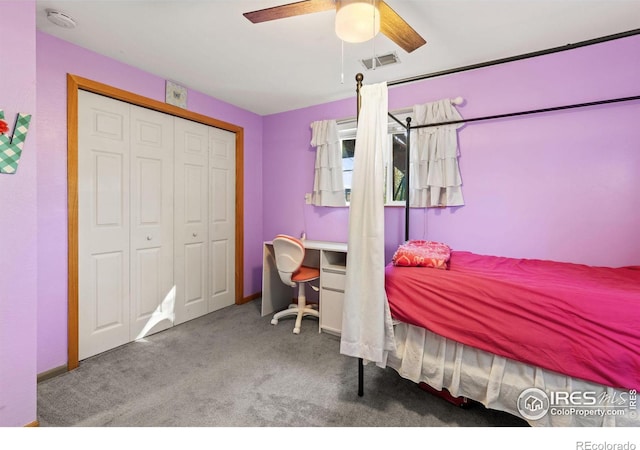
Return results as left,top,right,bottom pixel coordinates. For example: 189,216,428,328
410,99,465,207
340,82,395,366
310,120,346,207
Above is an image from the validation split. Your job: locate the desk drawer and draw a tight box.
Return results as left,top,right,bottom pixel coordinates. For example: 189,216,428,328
321,269,346,291
320,288,344,335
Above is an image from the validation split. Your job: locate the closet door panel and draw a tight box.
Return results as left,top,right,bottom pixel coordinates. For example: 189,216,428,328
208,128,236,311
94,152,124,226
92,252,127,330
130,105,175,339
184,242,205,303
78,91,131,360
174,119,209,324
136,248,161,314
185,164,205,223
210,239,229,304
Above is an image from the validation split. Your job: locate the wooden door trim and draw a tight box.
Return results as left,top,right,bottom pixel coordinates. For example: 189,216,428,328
67,74,244,370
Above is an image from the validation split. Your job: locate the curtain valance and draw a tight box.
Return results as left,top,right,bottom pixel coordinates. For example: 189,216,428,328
410,100,465,207
310,120,346,207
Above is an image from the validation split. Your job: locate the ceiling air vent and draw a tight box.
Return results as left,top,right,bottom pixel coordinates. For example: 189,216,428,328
360,52,400,70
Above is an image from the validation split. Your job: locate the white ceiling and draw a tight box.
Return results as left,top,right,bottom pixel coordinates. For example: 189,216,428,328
35,0,640,115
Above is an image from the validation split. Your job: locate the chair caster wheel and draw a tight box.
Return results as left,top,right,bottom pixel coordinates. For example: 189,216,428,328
271,319,278,325
293,327,300,334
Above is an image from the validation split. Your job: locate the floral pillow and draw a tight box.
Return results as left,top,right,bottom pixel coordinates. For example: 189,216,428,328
392,240,451,269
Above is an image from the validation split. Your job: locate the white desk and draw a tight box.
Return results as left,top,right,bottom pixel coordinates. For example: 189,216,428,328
261,239,348,335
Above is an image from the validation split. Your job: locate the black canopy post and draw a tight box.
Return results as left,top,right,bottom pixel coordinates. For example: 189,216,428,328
355,72,365,398
404,116,411,242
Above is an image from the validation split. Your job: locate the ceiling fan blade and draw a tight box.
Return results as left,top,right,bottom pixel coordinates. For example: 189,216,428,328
378,0,426,53
243,0,336,24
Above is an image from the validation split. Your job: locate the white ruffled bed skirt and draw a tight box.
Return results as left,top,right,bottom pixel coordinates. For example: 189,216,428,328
385,321,639,427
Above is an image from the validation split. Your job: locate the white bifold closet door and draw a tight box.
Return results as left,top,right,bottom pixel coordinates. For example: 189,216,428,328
173,120,236,324
208,126,236,312
78,90,235,360
78,92,133,359
174,119,209,324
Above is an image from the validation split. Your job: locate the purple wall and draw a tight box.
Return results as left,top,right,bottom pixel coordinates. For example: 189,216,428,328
263,35,640,267
0,1,38,427
263,97,355,243
12,15,639,394
36,33,264,373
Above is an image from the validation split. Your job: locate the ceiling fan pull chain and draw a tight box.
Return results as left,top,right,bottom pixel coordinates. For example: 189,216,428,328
372,0,376,70
372,35,376,70
341,39,345,84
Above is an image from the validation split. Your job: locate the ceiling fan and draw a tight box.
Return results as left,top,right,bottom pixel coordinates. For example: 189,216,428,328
243,0,427,53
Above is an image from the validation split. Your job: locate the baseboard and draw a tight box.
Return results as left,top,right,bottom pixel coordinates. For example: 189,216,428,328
37,365,68,383
239,292,261,304
25,420,39,427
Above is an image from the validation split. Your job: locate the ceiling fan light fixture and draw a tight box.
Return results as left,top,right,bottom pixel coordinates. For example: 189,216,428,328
335,0,380,43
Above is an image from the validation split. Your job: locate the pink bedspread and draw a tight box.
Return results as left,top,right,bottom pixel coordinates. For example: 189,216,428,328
385,251,640,391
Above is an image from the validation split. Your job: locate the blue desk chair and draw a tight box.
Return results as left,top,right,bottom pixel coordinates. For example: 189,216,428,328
270,234,320,334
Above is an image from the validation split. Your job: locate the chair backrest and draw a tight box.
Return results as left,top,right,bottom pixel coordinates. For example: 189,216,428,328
272,234,305,287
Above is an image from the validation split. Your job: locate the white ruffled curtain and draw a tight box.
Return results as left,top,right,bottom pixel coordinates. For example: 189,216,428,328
340,82,395,367
310,120,346,207
410,99,465,207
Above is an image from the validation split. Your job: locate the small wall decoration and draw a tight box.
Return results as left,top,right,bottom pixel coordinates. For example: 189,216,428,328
0,109,32,174
166,80,187,109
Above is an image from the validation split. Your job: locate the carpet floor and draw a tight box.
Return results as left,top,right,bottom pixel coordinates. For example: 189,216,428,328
37,300,528,427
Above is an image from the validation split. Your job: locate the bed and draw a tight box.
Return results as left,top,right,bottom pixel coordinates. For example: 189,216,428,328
383,249,640,426
342,35,640,425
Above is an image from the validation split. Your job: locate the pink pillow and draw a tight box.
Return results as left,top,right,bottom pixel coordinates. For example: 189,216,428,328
392,240,451,269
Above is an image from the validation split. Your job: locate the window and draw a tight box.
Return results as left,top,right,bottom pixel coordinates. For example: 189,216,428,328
340,136,355,203
338,112,410,206
389,130,407,205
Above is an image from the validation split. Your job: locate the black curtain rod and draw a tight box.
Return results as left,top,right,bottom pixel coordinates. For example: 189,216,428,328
388,112,406,128
387,28,640,88
405,94,640,130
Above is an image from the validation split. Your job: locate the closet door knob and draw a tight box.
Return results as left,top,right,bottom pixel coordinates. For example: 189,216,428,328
192,232,198,238
146,236,152,241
